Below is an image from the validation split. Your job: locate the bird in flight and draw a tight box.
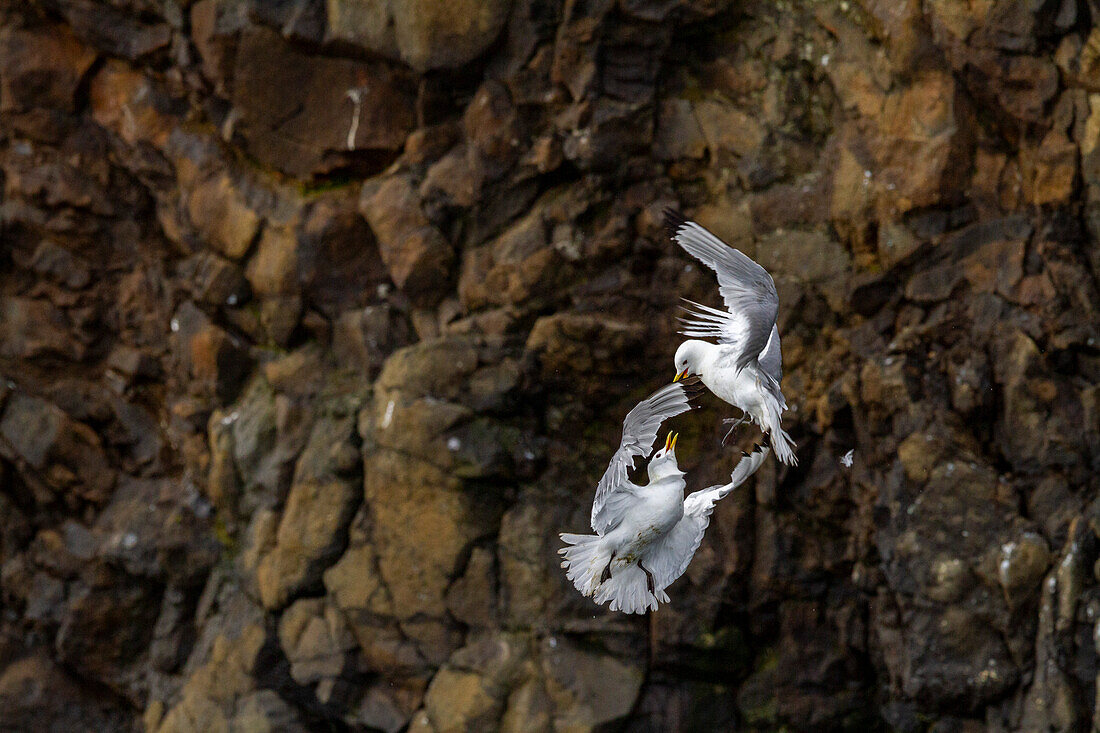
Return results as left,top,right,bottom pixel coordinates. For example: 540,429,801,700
666,210,797,465
559,381,770,613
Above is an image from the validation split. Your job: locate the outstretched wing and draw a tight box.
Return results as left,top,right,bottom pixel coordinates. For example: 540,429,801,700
646,445,770,592
590,381,697,534
667,210,779,372
757,323,782,383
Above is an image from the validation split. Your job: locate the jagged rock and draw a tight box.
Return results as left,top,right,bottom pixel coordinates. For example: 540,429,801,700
255,414,360,609
0,652,136,731
0,297,82,361
326,0,512,72
186,172,262,260
278,598,358,690
222,26,415,178
0,391,115,503
0,21,96,113
360,174,454,305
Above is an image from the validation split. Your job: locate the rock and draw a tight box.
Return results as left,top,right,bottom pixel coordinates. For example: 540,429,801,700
995,532,1051,607
445,546,499,628
458,205,563,310
255,415,359,609
26,240,91,289
693,98,767,158
49,0,171,60
654,98,707,161
333,304,411,377
278,598,358,690
0,391,115,503
0,653,136,731
225,26,415,178
88,59,179,148
0,297,82,361
1020,129,1077,205
464,81,522,178
56,564,161,685
360,174,455,305
540,636,645,730
422,668,502,731
245,224,299,297
179,251,250,307
0,22,97,113
186,172,262,260
297,194,388,317
525,313,645,390
326,0,513,72
186,321,252,404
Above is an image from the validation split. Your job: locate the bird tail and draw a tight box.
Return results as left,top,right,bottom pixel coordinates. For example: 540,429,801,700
758,387,796,465
768,425,797,465
593,564,665,614
559,533,612,597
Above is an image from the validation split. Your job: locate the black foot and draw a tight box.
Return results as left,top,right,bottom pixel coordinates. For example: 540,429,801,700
721,411,749,445
638,561,656,596
601,553,615,583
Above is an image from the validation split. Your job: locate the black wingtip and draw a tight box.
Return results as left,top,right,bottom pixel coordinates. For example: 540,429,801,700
663,208,688,238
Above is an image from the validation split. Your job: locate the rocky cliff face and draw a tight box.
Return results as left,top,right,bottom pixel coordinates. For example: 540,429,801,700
1,0,1099,730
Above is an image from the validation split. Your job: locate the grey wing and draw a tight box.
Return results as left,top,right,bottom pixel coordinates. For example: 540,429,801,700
667,210,779,372
646,446,769,592
590,381,695,534
757,323,782,383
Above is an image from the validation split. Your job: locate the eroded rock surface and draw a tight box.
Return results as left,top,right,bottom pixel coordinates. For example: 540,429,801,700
1,0,1099,730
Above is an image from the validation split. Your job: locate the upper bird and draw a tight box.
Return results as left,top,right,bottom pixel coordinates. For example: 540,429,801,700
559,381,770,613
666,210,797,465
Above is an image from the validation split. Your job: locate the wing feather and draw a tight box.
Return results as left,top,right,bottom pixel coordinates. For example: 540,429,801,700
666,210,779,372
646,446,770,591
590,381,697,533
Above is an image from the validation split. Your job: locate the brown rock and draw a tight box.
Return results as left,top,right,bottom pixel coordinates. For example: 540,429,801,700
227,27,415,178
464,81,522,178
0,392,115,503
187,322,252,403
89,60,177,148
0,653,135,731
187,173,262,260
1020,130,1077,205
654,98,707,161
326,0,512,72
360,174,454,305
245,225,299,297
0,297,82,361
0,23,96,113
278,598,358,688
255,415,360,609
693,99,767,158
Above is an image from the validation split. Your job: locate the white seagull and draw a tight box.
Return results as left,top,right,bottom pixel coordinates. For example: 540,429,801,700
666,210,797,465
559,382,769,614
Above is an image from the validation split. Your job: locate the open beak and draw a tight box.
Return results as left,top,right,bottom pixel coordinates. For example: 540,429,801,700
664,431,678,452
671,432,679,450
673,368,690,383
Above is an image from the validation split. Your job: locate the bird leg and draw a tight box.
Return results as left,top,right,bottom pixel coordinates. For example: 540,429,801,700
600,553,615,584
721,410,748,445
638,560,656,597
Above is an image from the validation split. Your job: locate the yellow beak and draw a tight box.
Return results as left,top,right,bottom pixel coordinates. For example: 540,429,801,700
664,431,678,451
671,432,678,450
673,368,690,383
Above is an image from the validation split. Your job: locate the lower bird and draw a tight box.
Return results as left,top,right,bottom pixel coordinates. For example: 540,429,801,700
559,382,769,613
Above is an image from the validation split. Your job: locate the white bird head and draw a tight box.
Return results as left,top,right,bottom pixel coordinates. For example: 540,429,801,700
672,340,708,383
648,431,684,480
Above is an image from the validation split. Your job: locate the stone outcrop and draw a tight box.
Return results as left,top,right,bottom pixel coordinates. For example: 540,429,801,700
1,0,1099,730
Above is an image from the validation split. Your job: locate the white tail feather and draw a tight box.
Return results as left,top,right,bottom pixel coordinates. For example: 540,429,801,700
559,533,611,596
592,564,661,614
